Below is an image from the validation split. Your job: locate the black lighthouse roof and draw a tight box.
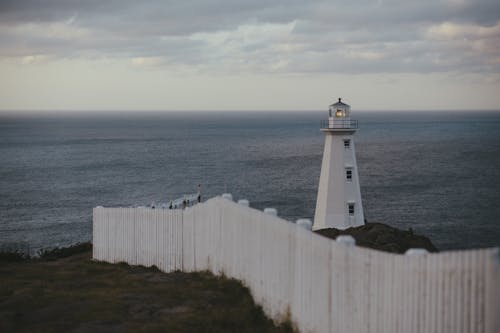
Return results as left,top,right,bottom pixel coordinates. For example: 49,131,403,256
330,98,349,107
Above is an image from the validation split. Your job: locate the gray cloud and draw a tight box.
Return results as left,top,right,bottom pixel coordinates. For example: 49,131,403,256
0,0,499,74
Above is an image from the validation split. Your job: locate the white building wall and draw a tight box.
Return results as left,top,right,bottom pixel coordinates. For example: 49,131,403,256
313,132,364,230
93,197,500,333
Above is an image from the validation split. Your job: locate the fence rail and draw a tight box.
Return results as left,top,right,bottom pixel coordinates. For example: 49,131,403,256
93,197,499,333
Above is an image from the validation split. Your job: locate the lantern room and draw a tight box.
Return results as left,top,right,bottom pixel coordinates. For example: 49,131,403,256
322,97,357,131
329,98,350,118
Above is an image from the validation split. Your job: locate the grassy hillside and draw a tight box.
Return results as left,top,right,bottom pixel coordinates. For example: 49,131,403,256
0,245,294,333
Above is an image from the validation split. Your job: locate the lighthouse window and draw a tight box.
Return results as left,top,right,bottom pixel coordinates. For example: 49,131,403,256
346,168,353,181
343,139,351,149
348,203,355,216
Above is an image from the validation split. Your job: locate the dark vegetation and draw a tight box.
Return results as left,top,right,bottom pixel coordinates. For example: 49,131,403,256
0,242,92,263
0,250,30,263
315,222,438,254
36,242,93,261
0,243,295,333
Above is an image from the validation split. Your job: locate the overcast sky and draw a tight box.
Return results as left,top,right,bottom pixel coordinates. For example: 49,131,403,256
0,0,499,111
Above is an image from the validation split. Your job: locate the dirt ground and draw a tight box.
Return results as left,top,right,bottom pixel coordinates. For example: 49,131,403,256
0,249,294,333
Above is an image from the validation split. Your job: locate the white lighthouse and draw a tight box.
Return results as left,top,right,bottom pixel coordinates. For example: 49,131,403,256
313,98,365,230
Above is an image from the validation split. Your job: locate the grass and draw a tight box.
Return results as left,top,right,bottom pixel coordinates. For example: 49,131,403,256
0,244,295,333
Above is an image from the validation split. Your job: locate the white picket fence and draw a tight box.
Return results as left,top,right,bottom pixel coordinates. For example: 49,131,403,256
93,196,500,333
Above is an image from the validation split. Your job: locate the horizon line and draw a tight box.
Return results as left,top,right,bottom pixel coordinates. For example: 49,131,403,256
1,108,500,115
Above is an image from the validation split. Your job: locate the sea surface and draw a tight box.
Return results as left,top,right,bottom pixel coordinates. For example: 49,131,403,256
1,111,499,253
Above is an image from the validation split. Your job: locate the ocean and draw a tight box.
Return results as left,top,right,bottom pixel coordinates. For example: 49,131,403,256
1,111,499,253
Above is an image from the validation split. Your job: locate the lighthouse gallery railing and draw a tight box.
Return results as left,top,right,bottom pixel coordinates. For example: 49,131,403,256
321,119,358,129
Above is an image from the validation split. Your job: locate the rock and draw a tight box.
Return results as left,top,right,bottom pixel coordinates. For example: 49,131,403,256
315,223,438,254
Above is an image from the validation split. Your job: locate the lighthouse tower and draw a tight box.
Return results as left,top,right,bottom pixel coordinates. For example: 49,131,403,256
313,98,365,230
